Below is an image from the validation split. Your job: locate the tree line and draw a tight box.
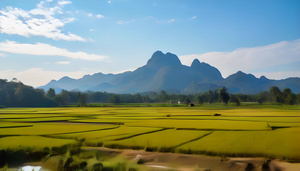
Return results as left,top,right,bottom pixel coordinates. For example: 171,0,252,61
0,79,299,107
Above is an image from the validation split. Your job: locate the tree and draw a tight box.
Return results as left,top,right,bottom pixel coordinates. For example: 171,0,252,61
46,88,56,99
159,90,169,102
232,95,241,106
283,88,296,105
219,87,230,106
270,86,282,104
134,93,143,103
257,97,263,105
206,90,214,104
108,95,121,104
142,95,151,103
54,90,70,106
196,94,204,104
185,98,191,106
77,92,87,107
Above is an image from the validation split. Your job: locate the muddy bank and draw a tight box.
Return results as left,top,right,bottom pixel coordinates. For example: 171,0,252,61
5,147,300,171
82,147,300,171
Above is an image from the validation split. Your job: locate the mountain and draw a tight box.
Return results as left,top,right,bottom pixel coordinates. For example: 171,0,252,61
40,51,300,94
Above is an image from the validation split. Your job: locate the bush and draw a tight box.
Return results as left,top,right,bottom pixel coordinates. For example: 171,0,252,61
114,162,127,171
137,158,144,164
92,163,103,171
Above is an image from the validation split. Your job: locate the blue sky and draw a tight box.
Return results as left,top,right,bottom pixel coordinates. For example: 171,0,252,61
0,0,299,87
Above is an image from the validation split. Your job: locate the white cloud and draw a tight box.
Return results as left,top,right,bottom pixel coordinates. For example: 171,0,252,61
179,39,300,79
58,1,72,6
88,13,93,17
56,61,70,64
0,68,91,87
117,20,135,25
0,40,109,61
96,14,104,19
89,29,96,32
168,19,175,23
189,16,197,20
113,67,137,74
62,17,75,23
108,1,111,3
0,2,85,41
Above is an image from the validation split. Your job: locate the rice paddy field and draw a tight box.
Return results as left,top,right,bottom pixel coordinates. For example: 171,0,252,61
0,104,300,169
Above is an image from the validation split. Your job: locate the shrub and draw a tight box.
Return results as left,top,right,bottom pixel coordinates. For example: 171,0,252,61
92,163,103,171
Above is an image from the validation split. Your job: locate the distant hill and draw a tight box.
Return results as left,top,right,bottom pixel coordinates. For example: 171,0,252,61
40,51,300,94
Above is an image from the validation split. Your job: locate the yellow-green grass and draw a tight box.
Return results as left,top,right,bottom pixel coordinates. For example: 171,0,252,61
72,117,159,124
0,122,33,128
0,113,97,118
0,117,80,122
0,123,118,136
0,106,299,161
127,119,270,130
209,108,300,117
54,125,159,139
156,115,300,123
177,127,300,161
0,136,78,152
154,108,300,117
104,129,211,151
268,122,300,127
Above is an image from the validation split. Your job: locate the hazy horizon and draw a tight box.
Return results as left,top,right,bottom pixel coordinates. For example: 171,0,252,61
0,0,299,87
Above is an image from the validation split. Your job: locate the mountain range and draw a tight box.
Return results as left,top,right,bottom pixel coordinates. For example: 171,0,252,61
40,51,300,94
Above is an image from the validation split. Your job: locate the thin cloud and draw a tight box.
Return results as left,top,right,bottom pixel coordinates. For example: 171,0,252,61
108,1,112,4
179,39,300,79
117,20,135,25
189,16,197,20
0,1,85,41
56,61,70,64
0,68,91,87
58,1,72,6
96,14,104,19
168,19,175,23
0,40,109,61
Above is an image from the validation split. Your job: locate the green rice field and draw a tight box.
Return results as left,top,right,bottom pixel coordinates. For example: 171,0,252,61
0,105,300,163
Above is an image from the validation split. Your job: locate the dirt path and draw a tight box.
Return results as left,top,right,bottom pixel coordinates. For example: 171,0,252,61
82,147,300,171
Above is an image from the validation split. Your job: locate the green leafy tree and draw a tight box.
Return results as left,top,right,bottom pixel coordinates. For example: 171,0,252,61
233,96,241,106
207,90,214,104
185,98,191,106
297,93,300,104
54,90,70,106
257,97,263,105
109,95,121,104
219,87,230,106
134,93,143,103
283,88,296,105
46,88,56,99
196,94,204,104
159,90,169,102
77,92,87,107
270,86,282,104
142,95,151,103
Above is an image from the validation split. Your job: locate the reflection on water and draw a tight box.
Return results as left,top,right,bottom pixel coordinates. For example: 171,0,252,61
19,166,42,171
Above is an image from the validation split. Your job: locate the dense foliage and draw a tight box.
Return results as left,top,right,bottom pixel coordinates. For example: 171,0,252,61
0,79,299,107
0,79,56,107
